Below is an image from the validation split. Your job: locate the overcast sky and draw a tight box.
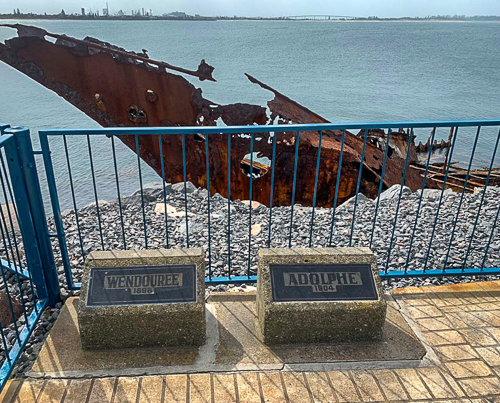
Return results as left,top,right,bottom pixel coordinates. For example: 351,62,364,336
2,0,500,18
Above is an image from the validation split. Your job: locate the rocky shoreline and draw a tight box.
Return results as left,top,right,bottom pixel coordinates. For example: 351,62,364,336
2,181,500,377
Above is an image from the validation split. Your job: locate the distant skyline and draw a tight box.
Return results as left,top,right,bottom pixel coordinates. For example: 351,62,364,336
1,0,499,18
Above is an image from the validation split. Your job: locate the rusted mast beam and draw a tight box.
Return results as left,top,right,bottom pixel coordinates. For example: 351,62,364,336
0,24,215,82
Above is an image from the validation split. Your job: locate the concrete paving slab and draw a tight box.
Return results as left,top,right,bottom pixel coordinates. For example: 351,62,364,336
164,374,187,402
327,371,361,402
30,298,198,376
417,367,456,399
113,377,139,402
87,378,116,403
236,372,261,403
64,379,92,403
189,373,211,403
305,372,336,403
212,373,237,402
370,369,408,401
30,293,427,379
281,372,311,403
259,372,286,402
215,297,425,365
0,380,21,403
35,379,68,402
12,379,44,402
137,376,164,403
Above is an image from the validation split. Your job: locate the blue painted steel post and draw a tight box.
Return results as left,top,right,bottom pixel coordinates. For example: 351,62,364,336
39,133,76,290
3,128,58,304
9,127,60,304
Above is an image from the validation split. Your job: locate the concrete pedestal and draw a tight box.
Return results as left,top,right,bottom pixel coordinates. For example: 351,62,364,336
78,249,205,350
257,247,387,344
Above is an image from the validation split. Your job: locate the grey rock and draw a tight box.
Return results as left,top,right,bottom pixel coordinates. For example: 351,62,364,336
172,181,197,194
133,181,171,199
82,200,109,210
121,193,155,206
377,185,412,203
338,193,373,211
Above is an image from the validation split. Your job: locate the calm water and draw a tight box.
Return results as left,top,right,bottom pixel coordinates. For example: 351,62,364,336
0,20,499,210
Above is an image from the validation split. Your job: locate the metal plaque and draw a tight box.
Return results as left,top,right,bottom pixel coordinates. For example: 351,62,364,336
270,264,378,302
86,264,197,306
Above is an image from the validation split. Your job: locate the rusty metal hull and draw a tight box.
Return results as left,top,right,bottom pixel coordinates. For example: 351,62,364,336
0,24,432,206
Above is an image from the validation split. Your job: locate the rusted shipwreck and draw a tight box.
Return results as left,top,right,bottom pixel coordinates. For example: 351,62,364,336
0,24,446,206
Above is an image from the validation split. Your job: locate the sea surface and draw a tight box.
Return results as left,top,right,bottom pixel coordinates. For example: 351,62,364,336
0,20,499,210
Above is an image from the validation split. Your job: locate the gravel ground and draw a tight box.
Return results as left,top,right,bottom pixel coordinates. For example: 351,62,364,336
52,182,500,290
2,181,500,377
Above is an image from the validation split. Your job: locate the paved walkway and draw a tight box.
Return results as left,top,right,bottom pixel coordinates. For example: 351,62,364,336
3,280,500,402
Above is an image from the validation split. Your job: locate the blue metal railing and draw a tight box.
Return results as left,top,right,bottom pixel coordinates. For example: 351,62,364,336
0,125,52,392
37,120,500,288
0,119,498,391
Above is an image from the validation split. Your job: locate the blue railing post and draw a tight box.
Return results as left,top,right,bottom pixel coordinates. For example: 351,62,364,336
5,127,60,306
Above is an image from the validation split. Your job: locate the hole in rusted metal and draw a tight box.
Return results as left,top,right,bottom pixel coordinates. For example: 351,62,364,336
127,104,147,123
240,152,271,178
194,133,205,142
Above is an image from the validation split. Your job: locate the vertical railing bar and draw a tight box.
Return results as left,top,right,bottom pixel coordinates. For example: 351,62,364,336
463,126,500,271
111,135,127,250
0,219,21,342
480,200,500,270
181,134,189,249
369,128,392,249
0,182,22,278
328,129,346,246
0,319,11,365
0,154,19,225
0,167,23,273
0,237,24,343
204,133,212,279
423,127,459,273
0,155,39,315
0,174,15,280
349,129,369,247
135,134,148,249
87,135,104,249
227,133,232,278
158,134,169,249
267,131,277,248
0,152,32,323
0,216,13,275
384,128,414,274
309,130,323,248
38,133,73,292
0,170,29,327
247,133,255,278
443,126,481,272
405,127,437,273
63,135,85,258
288,131,301,248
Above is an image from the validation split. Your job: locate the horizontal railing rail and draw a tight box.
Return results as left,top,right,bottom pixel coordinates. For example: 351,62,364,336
37,119,500,290
39,119,500,135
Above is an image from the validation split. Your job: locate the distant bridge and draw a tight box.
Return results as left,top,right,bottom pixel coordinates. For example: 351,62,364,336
287,15,358,20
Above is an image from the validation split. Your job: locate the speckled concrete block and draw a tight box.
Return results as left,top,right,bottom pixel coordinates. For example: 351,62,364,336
257,248,387,344
78,249,205,350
